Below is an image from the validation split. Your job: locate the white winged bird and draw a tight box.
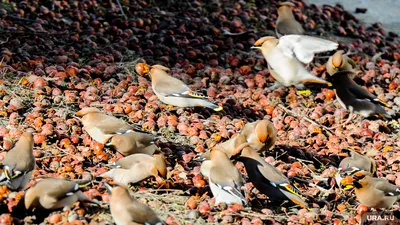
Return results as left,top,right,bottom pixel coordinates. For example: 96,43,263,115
251,35,338,90
148,65,223,111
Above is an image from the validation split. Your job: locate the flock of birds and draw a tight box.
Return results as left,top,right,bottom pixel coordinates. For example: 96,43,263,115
0,1,399,225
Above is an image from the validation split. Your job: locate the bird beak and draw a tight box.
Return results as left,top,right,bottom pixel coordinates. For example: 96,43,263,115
103,182,112,193
343,184,354,191
251,46,261,49
340,175,354,190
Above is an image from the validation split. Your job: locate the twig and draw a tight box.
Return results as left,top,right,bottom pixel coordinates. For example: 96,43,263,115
136,189,184,193
288,156,313,164
115,0,127,20
278,104,334,136
216,211,287,220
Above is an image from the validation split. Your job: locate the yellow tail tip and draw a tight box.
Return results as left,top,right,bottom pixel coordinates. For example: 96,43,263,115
297,90,311,95
327,82,333,87
214,106,223,112
343,185,354,191
379,100,388,107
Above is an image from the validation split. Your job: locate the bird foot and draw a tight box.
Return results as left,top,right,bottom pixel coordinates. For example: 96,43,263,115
268,82,283,91
294,84,306,90
297,89,311,95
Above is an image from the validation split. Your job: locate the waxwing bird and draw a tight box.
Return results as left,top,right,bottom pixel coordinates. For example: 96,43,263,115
334,150,376,187
199,120,276,160
100,153,167,187
148,65,223,111
24,178,90,211
106,132,158,156
200,147,247,206
0,132,35,191
75,107,142,144
341,171,400,209
326,50,356,76
338,150,376,174
240,119,277,152
238,145,309,209
276,2,305,38
198,133,248,160
327,70,391,122
251,35,338,90
105,184,163,225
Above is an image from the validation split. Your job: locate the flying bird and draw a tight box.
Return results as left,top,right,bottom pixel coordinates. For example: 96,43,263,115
251,35,338,90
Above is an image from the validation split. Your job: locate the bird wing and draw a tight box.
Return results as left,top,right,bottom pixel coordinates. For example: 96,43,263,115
374,179,400,196
154,76,207,99
46,179,80,200
278,35,338,64
346,80,388,107
256,163,305,199
126,200,161,224
210,167,246,202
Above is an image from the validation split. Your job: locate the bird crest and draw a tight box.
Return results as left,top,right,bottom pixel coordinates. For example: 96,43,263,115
150,64,170,72
332,50,345,68
253,36,276,47
279,2,296,7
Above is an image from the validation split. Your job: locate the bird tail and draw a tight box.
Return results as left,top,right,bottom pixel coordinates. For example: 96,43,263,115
195,99,223,111
280,183,310,210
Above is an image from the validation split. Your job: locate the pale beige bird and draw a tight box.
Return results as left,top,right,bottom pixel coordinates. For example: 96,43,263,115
148,65,223,111
276,2,305,38
106,132,158,156
106,184,163,225
251,35,338,90
198,133,248,160
326,50,356,76
341,171,400,209
75,107,143,144
240,119,277,152
238,145,310,209
24,178,90,211
100,153,167,187
200,147,247,206
199,120,276,159
0,132,35,191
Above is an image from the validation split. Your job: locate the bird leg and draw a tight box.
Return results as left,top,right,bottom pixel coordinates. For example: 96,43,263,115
268,82,284,91
328,111,356,130
342,112,356,128
294,84,306,90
